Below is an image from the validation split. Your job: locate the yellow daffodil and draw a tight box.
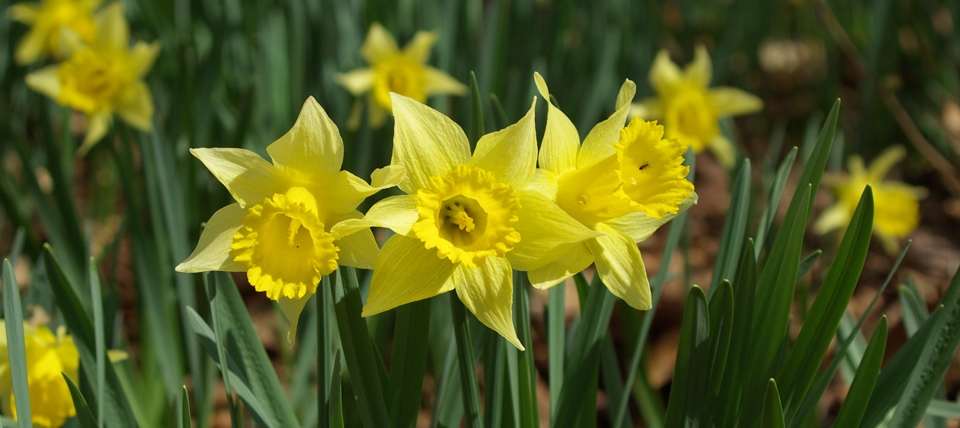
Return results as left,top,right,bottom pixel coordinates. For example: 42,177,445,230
24,2,159,155
631,45,762,168
335,23,467,128
0,321,79,428
528,73,696,310
7,0,101,65
814,146,926,253
176,97,403,342
333,93,599,350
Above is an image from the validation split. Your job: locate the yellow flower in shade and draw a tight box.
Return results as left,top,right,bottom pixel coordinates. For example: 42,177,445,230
0,322,79,428
24,3,159,155
528,73,696,310
332,94,599,350
176,97,403,342
631,45,763,168
7,0,101,65
335,23,467,128
814,146,926,253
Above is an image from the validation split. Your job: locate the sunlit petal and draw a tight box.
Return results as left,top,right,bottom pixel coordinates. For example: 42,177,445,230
267,96,344,179
391,93,471,193
422,67,468,96
587,223,651,310
335,69,375,95
578,79,636,168
360,22,399,64
709,87,763,117
190,148,287,208
469,98,537,188
176,203,248,273
508,190,602,271
403,30,439,63
331,194,419,238
454,258,523,350
527,242,594,290
363,235,456,317
534,72,580,176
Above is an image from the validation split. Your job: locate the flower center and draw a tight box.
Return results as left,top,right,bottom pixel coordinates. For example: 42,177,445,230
412,165,520,268
615,118,694,219
372,55,426,111
57,49,128,114
555,154,637,227
230,187,339,300
664,87,718,152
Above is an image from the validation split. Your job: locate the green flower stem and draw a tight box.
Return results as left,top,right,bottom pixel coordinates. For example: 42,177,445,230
450,293,484,428
318,276,331,428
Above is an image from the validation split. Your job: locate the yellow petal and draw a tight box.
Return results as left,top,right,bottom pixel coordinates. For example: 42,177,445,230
508,190,602,271
190,148,286,208
7,4,37,22
363,235,456,317
813,203,850,235
469,98,537,188
422,67,468,96
527,242,594,290
709,87,763,117
14,28,46,65
335,228,379,270
649,49,683,95
603,192,697,242
278,295,311,346
335,69,375,95
586,223,651,310
522,168,559,201
685,45,712,88
630,98,662,119
708,135,736,169
129,41,161,78
577,79,636,168
267,96,344,178
25,65,62,100
176,203,248,273
453,257,523,350
391,93,471,193
96,3,128,50
116,81,154,131
402,30,439,63
331,194,419,238
534,72,580,176
56,27,86,58
360,22,399,64
867,145,906,182
79,113,112,156
326,167,402,214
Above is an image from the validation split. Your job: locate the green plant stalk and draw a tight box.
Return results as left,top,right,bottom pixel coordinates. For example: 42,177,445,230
451,293,484,428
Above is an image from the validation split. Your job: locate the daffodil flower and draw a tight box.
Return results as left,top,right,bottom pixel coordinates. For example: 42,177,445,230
335,23,467,128
814,145,926,253
527,73,696,310
333,94,598,350
25,3,159,155
7,0,101,65
176,97,403,342
631,45,762,168
0,321,79,428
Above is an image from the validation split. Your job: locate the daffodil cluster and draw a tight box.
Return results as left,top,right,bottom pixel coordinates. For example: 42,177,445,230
815,146,926,253
181,68,695,349
12,0,159,154
0,321,79,428
632,45,763,167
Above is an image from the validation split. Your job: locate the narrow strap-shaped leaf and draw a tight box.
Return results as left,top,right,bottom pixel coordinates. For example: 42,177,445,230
515,273,539,428
547,284,565,411
63,374,99,428
703,280,734,423
451,294,484,428
553,275,617,428
709,159,751,295
331,267,390,428
761,380,785,428
317,277,330,428
756,148,798,258
3,259,31,427
468,71,484,148
663,286,710,428
330,351,344,428
888,264,960,427
87,258,106,424
599,335,631,428
833,317,887,427
387,298,432,428
791,241,908,427
180,386,192,428
779,186,873,418
482,333,506,428
795,250,822,284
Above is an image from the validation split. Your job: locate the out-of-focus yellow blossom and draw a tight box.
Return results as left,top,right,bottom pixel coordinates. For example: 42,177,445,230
631,45,762,168
0,321,79,428
333,94,598,350
25,3,159,155
814,146,926,253
7,0,101,65
176,97,403,342
528,73,696,310
335,23,467,128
